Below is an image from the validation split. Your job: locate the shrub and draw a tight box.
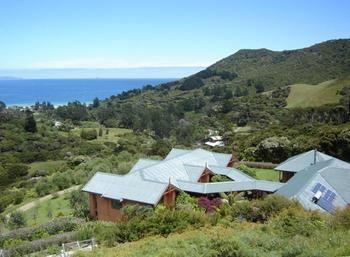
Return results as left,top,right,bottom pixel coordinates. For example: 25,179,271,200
176,192,199,211
80,129,97,140
7,211,26,229
235,164,256,178
330,207,350,230
0,217,82,247
198,197,222,213
268,207,326,237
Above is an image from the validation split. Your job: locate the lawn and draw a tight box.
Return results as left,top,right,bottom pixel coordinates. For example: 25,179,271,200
23,193,73,226
29,160,67,176
252,168,279,181
70,127,132,143
286,78,348,108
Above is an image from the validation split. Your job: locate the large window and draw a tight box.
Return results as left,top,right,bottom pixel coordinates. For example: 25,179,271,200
111,200,122,209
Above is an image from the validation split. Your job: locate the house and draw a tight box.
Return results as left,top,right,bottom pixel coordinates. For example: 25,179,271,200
205,136,225,147
276,158,350,213
54,121,63,128
274,149,346,182
82,148,283,222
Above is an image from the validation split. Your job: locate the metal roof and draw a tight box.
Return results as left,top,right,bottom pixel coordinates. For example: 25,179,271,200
129,159,162,173
82,172,168,205
83,148,283,205
208,165,254,182
164,148,191,160
275,149,335,173
141,148,228,183
321,167,350,204
176,180,284,194
276,159,350,212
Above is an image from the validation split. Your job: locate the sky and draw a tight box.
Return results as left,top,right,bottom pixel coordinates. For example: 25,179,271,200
0,0,349,78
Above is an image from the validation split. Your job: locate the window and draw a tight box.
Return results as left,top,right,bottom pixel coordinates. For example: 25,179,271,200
111,200,122,209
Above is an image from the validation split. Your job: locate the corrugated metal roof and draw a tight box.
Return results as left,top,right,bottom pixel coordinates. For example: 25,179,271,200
275,149,337,173
276,158,350,213
142,149,221,183
164,148,191,160
129,159,162,173
321,167,350,204
208,165,254,182
83,148,284,205
183,164,206,181
176,180,283,194
82,172,168,205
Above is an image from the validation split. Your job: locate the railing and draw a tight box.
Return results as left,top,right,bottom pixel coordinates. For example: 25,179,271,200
58,238,96,257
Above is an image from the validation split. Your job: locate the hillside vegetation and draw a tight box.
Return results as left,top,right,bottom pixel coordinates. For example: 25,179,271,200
199,39,350,91
286,77,350,108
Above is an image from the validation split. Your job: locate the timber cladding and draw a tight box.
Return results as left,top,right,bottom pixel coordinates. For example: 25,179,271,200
89,193,152,222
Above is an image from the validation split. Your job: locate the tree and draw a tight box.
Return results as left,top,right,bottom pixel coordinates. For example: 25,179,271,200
255,83,265,93
92,97,100,108
24,110,37,133
8,211,26,229
99,127,103,137
0,101,6,111
69,191,89,219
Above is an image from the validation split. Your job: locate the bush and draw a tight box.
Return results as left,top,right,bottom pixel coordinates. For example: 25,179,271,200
7,211,26,229
80,129,97,140
235,164,256,178
330,207,350,230
268,207,326,237
198,197,222,213
0,217,82,247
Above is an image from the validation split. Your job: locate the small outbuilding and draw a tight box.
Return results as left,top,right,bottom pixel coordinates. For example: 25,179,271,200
276,158,350,213
274,149,343,182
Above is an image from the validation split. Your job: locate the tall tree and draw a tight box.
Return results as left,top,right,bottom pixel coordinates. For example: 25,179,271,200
92,97,100,108
24,110,37,133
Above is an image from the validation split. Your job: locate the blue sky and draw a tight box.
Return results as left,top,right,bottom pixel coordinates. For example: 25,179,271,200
0,0,349,77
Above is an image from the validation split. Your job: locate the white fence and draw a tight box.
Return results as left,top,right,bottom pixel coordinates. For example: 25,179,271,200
49,238,97,257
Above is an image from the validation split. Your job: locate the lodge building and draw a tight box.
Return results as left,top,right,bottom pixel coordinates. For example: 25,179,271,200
83,148,350,222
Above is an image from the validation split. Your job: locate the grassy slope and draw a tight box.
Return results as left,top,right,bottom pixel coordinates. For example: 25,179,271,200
75,224,350,257
72,122,132,143
23,193,72,226
286,78,349,108
29,160,66,175
206,39,350,90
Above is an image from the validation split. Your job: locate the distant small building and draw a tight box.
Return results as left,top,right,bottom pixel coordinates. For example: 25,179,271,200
205,135,225,147
276,158,350,213
54,121,63,128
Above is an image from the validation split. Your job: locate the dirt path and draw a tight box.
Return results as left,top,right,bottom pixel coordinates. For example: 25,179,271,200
7,185,81,216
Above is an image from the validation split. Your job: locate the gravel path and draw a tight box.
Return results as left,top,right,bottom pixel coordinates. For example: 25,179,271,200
6,185,81,216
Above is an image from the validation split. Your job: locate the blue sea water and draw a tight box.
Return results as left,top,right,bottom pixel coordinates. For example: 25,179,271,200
0,78,174,106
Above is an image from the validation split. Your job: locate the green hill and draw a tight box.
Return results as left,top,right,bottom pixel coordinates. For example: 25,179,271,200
176,39,350,92
286,77,350,108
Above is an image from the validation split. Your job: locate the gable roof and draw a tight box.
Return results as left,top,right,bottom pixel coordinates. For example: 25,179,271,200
83,148,282,205
276,159,350,212
129,159,162,173
82,172,168,205
274,149,347,173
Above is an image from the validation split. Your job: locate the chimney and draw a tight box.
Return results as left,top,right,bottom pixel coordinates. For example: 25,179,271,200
313,149,317,165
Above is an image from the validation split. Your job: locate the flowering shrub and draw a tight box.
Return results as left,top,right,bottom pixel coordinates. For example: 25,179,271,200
198,197,222,213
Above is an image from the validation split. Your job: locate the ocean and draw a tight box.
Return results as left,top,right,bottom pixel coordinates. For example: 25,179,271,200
0,78,174,106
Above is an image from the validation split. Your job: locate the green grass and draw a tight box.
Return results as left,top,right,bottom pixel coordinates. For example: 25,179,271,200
286,78,348,108
23,194,73,226
252,168,279,181
29,160,67,175
71,127,132,143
